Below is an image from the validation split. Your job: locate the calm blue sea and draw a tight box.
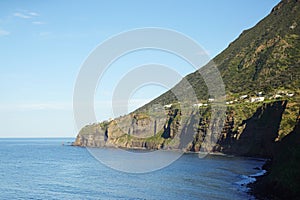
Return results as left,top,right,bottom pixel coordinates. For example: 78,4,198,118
0,138,265,200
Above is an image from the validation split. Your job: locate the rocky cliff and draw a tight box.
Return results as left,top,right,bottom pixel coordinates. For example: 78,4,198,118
74,105,183,150
74,100,299,155
250,109,300,199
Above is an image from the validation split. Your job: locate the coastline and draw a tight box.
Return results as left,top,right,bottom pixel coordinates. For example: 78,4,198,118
248,159,272,200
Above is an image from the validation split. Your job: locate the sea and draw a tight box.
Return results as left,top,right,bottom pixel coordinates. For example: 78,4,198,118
0,138,266,200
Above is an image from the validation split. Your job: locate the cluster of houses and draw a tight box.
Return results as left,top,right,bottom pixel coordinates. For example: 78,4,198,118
232,91,294,105
271,90,294,99
163,90,295,109
229,91,294,105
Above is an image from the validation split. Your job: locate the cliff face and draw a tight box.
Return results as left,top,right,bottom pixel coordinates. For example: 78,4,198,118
251,111,300,200
74,107,181,150
214,101,287,157
74,100,299,157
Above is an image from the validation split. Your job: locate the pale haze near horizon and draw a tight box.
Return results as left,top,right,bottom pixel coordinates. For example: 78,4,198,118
0,0,280,138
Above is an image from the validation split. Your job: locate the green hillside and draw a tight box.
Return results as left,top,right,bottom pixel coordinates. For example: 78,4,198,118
138,0,300,109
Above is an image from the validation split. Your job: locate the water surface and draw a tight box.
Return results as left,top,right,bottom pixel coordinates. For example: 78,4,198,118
0,138,265,199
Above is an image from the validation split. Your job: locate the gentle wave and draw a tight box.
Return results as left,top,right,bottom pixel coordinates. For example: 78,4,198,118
235,169,267,191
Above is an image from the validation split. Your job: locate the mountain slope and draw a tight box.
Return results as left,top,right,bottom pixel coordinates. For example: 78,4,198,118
138,0,300,109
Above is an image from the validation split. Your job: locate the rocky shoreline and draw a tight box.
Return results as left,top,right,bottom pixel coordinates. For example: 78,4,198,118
249,117,300,200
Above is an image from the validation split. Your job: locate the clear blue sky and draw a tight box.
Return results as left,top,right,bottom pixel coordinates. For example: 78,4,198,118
0,0,280,138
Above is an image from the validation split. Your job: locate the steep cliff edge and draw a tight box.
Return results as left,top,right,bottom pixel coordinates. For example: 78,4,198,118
214,101,287,157
74,105,183,150
250,111,300,199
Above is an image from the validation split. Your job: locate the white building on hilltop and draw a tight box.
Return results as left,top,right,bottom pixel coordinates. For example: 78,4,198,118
250,97,265,103
240,95,248,100
164,104,172,108
208,98,215,102
193,103,203,107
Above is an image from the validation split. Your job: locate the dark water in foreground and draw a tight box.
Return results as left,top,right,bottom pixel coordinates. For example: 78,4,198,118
0,138,265,199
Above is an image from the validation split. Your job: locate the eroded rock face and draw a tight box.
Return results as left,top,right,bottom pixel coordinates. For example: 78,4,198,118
73,110,173,149
73,100,299,158
107,113,166,139
214,101,288,157
73,124,107,147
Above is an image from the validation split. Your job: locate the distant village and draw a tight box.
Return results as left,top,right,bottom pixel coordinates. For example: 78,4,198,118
163,90,295,109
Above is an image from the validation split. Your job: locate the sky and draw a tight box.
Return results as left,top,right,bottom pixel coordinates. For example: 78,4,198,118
0,0,281,138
